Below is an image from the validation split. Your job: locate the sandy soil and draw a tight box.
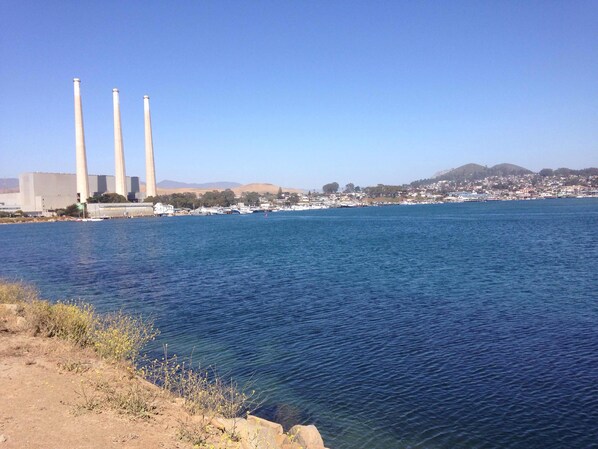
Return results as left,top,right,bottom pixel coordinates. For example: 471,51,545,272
0,313,221,449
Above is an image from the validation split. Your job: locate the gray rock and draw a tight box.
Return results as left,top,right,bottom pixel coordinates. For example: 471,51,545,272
289,425,325,449
212,417,282,449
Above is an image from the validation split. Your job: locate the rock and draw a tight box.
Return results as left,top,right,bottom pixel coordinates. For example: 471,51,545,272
0,304,18,315
280,437,304,449
211,416,239,432
211,417,282,449
212,417,326,449
247,415,284,434
0,434,7,443
289,425,325,449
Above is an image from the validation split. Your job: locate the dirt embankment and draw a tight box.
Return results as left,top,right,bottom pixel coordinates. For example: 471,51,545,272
0,310,209,449
0,298,327,449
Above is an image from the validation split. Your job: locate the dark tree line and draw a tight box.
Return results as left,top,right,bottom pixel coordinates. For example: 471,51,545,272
146,190,239,209
363,184,408,198
87,193,128,203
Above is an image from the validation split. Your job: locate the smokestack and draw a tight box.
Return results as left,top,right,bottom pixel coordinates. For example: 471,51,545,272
73,78,90,203
143,95,157,198
112,88,127,197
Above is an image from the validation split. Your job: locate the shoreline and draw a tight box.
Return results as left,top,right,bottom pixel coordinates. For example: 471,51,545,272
1,196,596,226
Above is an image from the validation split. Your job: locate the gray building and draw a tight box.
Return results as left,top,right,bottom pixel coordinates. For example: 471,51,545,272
16,172,141,215
0,192,21,214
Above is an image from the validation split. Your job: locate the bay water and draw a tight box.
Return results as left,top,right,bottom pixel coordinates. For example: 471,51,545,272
1,199,597,449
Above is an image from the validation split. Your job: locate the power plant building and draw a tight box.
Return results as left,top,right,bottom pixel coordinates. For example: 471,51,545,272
15,172,141,215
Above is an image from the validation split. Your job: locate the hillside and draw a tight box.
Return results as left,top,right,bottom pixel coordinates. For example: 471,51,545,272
0,178,19,193
143,182,305,196
157,180,242,190
412,163,533,186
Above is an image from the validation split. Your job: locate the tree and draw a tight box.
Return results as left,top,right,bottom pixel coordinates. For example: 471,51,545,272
200,189,236,207
344,183,355,193
277,187,283,199
87,193,127,203
221,189,236,207
241,192,260,207
63,204,82,217
322,182,339,194
539,168,554,177
287,193,300,205
146,192,200,208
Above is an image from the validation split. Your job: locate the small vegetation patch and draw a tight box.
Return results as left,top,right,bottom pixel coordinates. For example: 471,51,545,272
177,418,210,447
58,360,91,374
106,384,158,419
73,384,103,415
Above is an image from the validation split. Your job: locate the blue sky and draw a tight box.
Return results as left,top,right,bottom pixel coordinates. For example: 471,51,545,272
0,1,597,189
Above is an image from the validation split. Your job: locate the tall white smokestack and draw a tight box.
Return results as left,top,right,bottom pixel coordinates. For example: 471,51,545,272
73,78,90,203
143,95,157,198
112,88,127,197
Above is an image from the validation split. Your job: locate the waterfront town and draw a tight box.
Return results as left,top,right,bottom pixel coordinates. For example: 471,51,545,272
153,167,598,216
1,166,597,220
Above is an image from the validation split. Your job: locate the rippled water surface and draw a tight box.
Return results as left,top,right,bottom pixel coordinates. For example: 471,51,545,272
1,199,597,449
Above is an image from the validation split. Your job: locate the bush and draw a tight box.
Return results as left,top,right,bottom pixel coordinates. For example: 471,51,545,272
0,280,39,304
93,311,158,362
0,279,157,362
27,300,95,346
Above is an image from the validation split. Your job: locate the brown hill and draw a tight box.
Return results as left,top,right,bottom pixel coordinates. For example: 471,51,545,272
142,182,305,196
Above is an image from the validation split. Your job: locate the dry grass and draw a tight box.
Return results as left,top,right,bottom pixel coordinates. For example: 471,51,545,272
176,418,210,447
73,383,103,415
74,379,159,420
58,360,91,374
0,280,39,304
106,384,158,419
0,279,158,363
142,348,259,421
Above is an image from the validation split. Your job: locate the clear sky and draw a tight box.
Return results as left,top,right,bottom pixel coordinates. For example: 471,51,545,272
0,1,597,189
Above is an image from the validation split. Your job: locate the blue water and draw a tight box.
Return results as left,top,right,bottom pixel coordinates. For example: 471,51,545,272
1,199,597,449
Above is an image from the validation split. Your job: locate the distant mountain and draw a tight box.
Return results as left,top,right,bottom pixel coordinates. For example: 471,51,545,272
412,163,533,186
156,180,242,190
0,178,19,193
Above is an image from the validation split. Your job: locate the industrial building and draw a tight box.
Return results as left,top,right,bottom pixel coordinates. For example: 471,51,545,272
20,172,140,214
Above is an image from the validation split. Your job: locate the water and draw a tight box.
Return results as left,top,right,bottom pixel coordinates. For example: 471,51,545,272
1,199,597,449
